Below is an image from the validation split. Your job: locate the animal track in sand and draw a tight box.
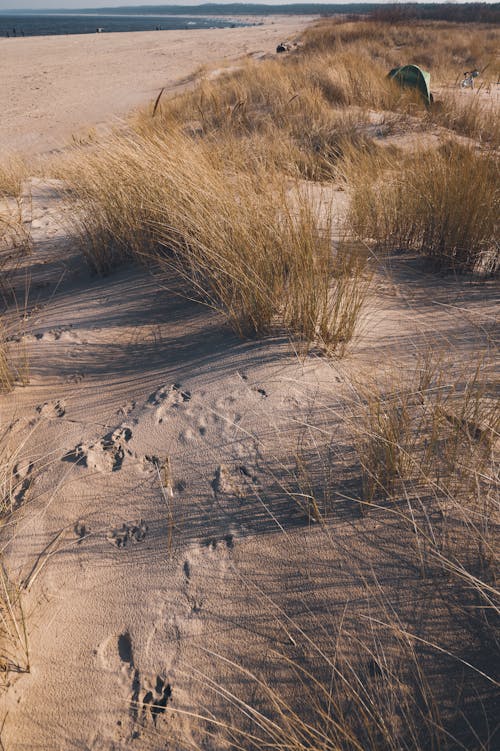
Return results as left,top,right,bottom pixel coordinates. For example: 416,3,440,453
147,383,191,424
203,533,235,552
140,675,172,726
107,520,148,548
252,386,268,398
115,632,172,731
21,326,84,344
117,401,136,418
36,399,66,418
179,427,196,444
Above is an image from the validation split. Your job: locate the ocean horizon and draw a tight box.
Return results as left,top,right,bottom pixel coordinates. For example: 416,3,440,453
0,13,254,39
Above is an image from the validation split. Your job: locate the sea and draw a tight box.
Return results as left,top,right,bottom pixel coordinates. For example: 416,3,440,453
0,14,254,39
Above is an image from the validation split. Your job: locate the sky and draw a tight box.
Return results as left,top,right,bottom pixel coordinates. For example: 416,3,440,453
0,0,496,9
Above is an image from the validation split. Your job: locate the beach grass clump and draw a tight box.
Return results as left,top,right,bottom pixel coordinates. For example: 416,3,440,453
60,137,165,274
346,142,499,273
63,131,369,349
177,528,499,751
141,52,423,179
352,354,499,692
0,156,29,199
0,208,32,392
185,627,446,751
302,19,499,84
428,92,500,147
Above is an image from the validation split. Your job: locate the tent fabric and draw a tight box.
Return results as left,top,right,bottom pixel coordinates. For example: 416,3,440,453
388,64,432,105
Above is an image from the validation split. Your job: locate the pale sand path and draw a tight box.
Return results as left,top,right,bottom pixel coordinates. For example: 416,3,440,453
0,16,312,156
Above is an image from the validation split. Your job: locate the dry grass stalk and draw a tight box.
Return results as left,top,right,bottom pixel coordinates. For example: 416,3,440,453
0,568,30,683
0,427,40,682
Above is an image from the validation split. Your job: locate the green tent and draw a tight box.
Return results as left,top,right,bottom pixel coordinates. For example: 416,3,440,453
388,64,433,105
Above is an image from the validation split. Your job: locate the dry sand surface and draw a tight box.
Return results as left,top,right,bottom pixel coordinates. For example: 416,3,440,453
0,16,311,156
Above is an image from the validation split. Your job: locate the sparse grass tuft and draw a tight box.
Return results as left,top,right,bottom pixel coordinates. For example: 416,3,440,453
355,354,499,506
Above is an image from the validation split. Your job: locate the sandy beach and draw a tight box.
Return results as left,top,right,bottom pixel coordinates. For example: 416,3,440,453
0,16,311,156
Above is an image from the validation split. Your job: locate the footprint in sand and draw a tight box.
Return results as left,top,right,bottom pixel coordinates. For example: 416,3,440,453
98,631,142,734
211,463,257,498
98,631,134,673
11,460,35,509
67,426,132,473
36,399,66,418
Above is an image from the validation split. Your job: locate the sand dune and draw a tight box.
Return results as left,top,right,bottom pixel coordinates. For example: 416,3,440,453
1,16,498,751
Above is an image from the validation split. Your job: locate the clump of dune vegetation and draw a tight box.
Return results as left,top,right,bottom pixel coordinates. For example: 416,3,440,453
0,156,29,200
0,206,31,392
63,130,370,349
346,142,499,272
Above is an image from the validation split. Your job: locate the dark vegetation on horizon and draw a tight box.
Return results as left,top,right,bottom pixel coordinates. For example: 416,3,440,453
10,4,499,24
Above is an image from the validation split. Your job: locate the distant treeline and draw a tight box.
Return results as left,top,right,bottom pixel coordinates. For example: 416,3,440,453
9,4,499,24
369,4,500,23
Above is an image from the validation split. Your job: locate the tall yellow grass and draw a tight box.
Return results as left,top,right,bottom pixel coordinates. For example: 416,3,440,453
346,142,499,273
63,131,369,349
